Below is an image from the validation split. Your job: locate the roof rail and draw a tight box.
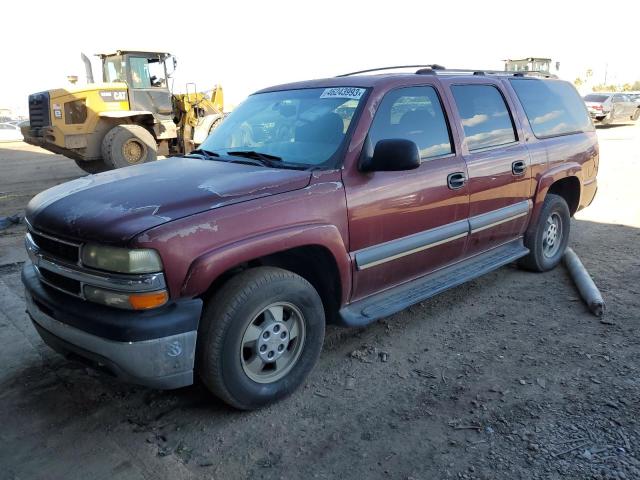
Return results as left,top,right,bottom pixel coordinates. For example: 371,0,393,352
435,68,557,79
336,64,446,77
336,65,557,79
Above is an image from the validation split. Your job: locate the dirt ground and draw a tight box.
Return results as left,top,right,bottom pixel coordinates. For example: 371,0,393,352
1,124,639,480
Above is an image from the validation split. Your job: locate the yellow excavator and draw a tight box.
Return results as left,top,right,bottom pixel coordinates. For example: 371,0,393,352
23,50,224,172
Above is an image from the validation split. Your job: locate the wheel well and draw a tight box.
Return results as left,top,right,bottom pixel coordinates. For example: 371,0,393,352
202,246,342,324
548,176,580,216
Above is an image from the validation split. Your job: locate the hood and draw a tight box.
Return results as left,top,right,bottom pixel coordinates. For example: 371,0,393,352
26,157,311,244
47,82,127,100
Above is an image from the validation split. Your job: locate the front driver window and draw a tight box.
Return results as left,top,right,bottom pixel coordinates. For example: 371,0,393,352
368,86,453,159
129,57,166,89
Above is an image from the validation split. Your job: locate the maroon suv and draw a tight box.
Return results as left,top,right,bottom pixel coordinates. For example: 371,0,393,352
22,66,598,409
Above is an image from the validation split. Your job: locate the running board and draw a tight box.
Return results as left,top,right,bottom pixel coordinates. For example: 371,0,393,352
338,239,529,327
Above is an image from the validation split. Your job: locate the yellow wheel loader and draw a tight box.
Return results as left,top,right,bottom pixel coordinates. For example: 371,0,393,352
22,50,224,172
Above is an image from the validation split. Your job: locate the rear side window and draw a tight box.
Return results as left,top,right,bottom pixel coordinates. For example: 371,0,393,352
510,79,594,138
450,85,517,151
368,86,453,159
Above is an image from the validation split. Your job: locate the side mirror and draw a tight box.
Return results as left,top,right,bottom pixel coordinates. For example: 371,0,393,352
360,138,421,172
166,56,177,77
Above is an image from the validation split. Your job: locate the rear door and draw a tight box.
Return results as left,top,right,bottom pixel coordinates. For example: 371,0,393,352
611,94,629,120
343,84,470,301
442,80,532,257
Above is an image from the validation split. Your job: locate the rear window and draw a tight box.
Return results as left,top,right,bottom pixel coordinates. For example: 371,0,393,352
510,79,594,138
584,94,609,102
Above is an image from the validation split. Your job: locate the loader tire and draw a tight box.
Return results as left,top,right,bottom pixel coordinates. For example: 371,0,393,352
101,125,157,169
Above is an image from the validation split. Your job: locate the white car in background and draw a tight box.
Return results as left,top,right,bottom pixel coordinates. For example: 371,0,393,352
0,122,24,142
584,93,640,125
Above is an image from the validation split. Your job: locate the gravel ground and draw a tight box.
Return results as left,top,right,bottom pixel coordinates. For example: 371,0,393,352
0,123,639,479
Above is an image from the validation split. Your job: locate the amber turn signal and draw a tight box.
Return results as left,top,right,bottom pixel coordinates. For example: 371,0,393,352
129,291,169,310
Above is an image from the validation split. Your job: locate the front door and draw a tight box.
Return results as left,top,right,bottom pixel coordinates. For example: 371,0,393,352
127,55,173,121
444,81,532,257
343,85,470,301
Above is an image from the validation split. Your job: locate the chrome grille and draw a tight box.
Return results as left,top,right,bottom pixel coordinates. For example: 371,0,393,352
38,267,82,296
29,230,80,264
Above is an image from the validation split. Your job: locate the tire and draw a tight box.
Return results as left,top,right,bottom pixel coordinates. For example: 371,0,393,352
518,193,571,272
73,159,110,174
197,267,325,410
633,108,640,121
101,125,157,169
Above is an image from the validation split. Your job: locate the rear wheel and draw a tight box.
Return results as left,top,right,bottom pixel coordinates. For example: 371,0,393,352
197,267,325,410
101,125,157,169
632,108,640,121
73,159,110,174
518,193,570,272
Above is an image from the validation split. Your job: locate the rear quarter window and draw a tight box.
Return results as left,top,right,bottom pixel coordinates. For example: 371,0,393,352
510,79,594,138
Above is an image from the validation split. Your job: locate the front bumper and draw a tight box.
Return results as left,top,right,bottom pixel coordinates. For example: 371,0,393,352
23,128,86,161
22,262,202,389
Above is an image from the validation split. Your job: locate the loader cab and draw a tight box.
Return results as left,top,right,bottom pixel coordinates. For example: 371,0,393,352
99,50,175,120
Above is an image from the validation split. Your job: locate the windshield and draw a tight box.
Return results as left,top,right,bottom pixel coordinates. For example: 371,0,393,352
103,55,126,83
199,87,367,168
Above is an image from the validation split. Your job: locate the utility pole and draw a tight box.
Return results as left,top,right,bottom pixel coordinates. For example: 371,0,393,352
604,63,608,85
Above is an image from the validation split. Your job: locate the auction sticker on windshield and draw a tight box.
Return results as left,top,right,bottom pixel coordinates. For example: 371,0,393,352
320,87,366,100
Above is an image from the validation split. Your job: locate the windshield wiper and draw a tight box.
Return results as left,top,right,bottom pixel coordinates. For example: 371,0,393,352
225,150,310,170
226,150,283,164
185,148,220,160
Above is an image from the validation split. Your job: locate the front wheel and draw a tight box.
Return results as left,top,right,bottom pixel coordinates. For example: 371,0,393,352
197,267,325,410
632,108,640,121
101,125,157,169
518,193,570,272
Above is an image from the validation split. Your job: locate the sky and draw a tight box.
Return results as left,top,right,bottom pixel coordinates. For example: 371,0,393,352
2,0,640,116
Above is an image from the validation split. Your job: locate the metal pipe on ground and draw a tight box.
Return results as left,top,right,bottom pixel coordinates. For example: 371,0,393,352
563,247,606,317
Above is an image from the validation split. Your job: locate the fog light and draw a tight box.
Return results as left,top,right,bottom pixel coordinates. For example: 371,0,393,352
84,285,168,310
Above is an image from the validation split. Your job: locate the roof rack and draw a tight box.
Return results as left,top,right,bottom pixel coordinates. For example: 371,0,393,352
336,65,557,79
336,65,446,77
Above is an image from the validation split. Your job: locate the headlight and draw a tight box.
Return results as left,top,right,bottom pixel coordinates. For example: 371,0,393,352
84,285,168,310
81,244,163,273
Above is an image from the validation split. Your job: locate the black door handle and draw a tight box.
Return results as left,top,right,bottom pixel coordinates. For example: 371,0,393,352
447,172,466,190
512,160,527,176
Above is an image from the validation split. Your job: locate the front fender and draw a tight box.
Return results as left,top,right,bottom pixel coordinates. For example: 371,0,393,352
180,224,352,304
530,162,582,226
